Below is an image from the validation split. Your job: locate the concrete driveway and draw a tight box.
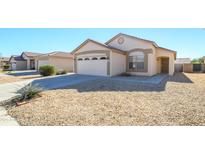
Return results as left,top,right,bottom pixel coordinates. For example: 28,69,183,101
0,74,100,104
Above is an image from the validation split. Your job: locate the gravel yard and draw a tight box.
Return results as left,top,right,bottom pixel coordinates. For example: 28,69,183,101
7,73,205,126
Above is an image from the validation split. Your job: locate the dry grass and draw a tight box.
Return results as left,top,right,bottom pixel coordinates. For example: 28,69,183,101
0,75,42,84
0,76,23,84
8,73,205,126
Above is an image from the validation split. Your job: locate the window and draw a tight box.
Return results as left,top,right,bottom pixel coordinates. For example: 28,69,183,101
78,58,83,61
136,54,145,70
129,62,136,69
100,57,107,60
128,56,136,69
128,52,145,71
92,57,98,60
84,58,90,60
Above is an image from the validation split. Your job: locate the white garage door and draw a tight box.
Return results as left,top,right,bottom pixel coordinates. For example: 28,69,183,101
38,60,49,69
11,63,16,70
77,59,108,76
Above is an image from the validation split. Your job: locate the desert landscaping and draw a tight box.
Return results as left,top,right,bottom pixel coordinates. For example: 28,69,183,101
7,73,205,126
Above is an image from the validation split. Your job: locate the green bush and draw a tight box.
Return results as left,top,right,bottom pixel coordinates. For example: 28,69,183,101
18,84,43,101
39,65,56,76
3,64,10,70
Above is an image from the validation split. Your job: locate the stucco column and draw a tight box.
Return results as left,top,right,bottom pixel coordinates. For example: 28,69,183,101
169,56,174,75
27,59,30,70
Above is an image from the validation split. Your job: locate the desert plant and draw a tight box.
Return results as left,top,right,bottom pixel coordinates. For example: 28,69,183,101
39,65,56,76
18,84,43,101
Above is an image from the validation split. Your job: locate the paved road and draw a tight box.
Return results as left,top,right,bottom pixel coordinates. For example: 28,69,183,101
7,70,39,76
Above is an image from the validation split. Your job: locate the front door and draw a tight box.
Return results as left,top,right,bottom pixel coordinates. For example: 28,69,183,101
161,58,169,73
30,60,35,70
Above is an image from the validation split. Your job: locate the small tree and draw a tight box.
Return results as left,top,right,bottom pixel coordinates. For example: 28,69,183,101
191,57,204,64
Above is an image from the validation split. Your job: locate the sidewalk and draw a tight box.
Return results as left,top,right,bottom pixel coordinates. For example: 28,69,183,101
0,106,19,126
0,80,32,104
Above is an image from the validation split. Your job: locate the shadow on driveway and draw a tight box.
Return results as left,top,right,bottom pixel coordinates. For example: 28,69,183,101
63,73,193,93
30,74,101,90
16,73,194,94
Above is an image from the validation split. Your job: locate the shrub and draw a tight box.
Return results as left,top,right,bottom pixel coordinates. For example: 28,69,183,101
3,64,10,70
18,84,43,101
39,65,56,76
56,70,67,75
61,70,67,74
121,72,131,76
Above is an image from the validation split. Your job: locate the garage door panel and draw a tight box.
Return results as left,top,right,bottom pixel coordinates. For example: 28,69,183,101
77,60,108,76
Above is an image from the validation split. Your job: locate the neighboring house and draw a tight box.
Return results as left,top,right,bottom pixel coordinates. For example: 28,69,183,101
175,58,205,73
0,57,10,70
8,52,42,71
72,33,176,76
36,51,73,72
9,55,27,70
21,52,42,70
175,58,191,72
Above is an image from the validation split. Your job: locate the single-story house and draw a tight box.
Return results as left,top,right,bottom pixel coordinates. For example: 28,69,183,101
72,33,177,76
9,55,27,70
36,51,73,72
9,52,42,71
21,52,42,70
175,58,191,72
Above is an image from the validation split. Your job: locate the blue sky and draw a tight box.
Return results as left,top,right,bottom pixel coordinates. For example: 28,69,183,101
0,28,204,59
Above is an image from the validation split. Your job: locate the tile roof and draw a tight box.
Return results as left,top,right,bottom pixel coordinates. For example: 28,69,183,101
38,51,73,58
23,52,42,57
10,55,26,61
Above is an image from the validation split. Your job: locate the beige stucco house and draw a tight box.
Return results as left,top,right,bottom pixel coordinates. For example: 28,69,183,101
72,33,177,77
175,58,191,72
36,52,73,72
